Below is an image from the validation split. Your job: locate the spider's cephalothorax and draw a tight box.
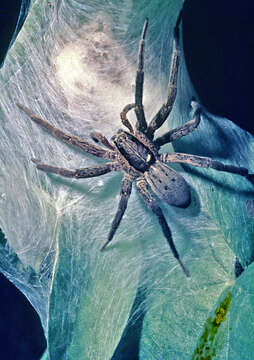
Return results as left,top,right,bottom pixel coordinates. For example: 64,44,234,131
114,130,156,173
17,10,253,277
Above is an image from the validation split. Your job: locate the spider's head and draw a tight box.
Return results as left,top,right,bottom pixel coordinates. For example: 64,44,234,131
112,130,128,147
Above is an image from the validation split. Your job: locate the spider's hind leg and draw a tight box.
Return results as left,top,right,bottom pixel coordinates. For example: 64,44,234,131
136,177,190,277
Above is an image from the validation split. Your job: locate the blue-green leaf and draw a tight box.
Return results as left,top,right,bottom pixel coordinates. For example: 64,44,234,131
0,1,253,359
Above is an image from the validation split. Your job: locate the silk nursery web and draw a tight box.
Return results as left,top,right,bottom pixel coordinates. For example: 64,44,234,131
0,0,253,359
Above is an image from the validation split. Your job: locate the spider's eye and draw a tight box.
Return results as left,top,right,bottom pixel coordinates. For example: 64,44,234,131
118,135,126,144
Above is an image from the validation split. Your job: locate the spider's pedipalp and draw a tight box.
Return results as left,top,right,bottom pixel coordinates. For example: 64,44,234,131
136,177,189,277
120,103,135,133
90,131,115,150
100,174,133,251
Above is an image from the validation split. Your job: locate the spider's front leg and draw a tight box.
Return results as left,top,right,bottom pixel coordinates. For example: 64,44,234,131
17,103,116,161
146,9,183,139
134,19,148,133
136,177,190,277
154,101,201,148
31,158,119,178
100,173,133,251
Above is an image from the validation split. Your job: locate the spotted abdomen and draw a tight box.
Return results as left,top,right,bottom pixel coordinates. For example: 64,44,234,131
145,160,191,208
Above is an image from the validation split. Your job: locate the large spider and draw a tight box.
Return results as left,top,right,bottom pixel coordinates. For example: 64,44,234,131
17,11,253,277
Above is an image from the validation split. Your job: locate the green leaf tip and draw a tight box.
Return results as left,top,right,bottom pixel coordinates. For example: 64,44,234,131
191,291,232,360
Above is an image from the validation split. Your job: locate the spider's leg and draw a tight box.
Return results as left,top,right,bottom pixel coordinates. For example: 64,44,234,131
32,158,119,178
17,103,116,161
161,152,254,178
154,102,201,148
100,174,133,251
90,131,115,150
134,19,148,133
120,103,135,133
136,177,189,277
146,10,182,139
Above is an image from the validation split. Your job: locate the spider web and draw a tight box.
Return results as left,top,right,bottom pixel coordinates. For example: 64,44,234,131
0,0,253,359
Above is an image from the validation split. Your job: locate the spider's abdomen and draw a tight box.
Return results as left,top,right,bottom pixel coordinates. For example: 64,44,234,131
145,161,191,208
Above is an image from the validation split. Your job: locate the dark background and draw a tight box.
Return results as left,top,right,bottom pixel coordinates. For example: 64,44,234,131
0,272,46,359
0,0,253,359
182,0,254,135
0,0,30,67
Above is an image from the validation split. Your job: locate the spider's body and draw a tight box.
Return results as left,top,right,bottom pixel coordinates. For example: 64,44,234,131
17,11,253,277
145,161,191,208
114,129,191,208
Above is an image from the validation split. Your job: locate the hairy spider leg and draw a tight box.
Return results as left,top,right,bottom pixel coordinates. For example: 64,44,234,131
31,158,119,177
120,103,135,133
154,102,201,148
136,177,190,277
90,131,115,150
146,10,182,139
100,174,133,251
161,152,254,179
16,103,116,161
134,18,148,133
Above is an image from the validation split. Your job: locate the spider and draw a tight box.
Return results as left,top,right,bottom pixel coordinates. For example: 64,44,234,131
17,11,253,277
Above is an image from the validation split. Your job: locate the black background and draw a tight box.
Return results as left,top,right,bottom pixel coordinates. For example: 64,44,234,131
0,272,46,359
0,0,22,67
0,0,253,359
182,0,254,135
